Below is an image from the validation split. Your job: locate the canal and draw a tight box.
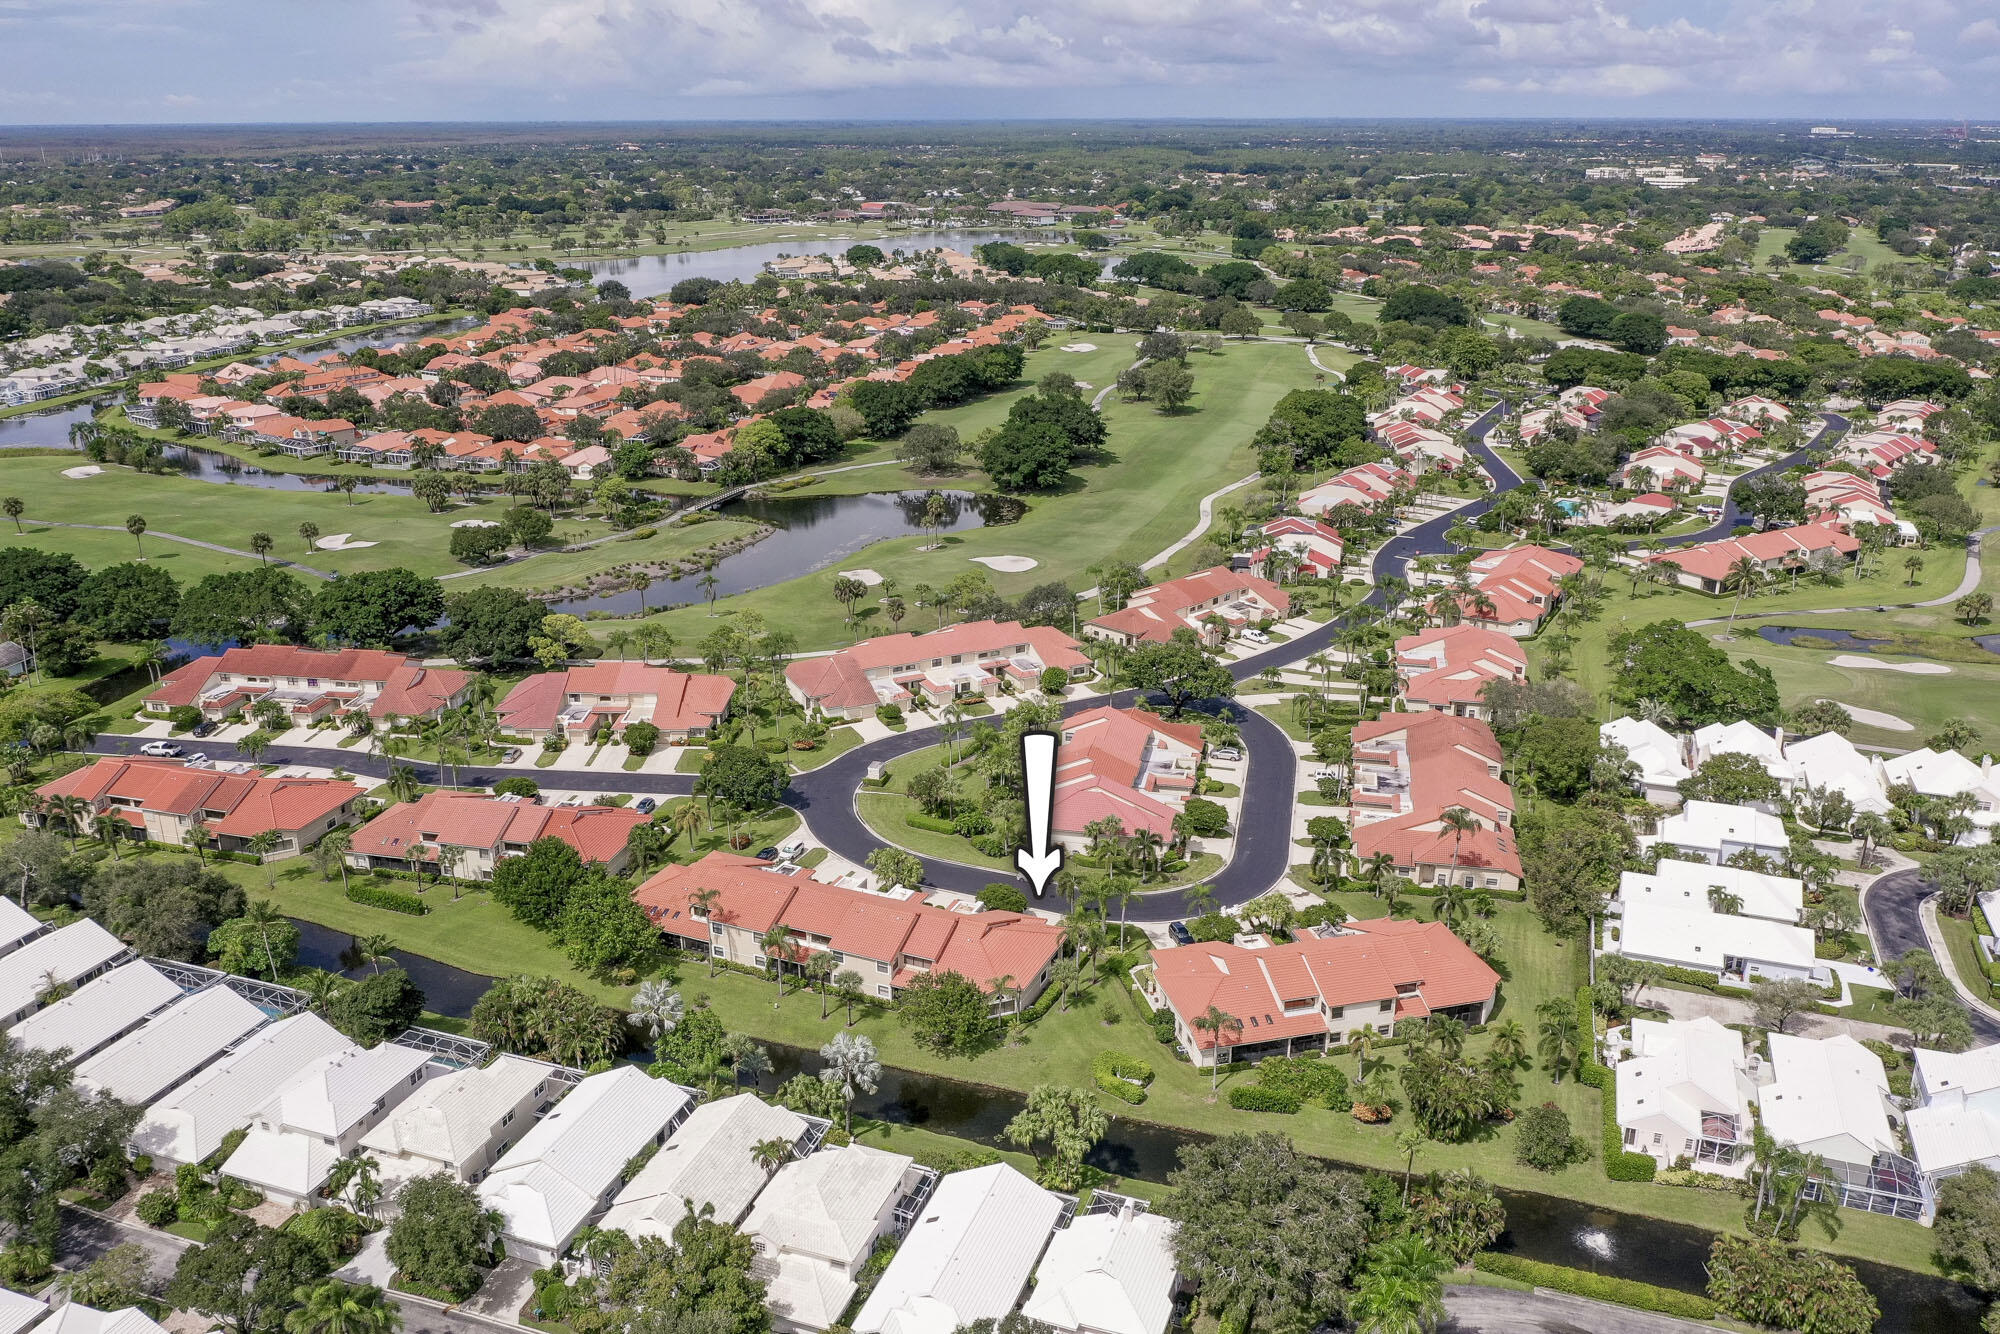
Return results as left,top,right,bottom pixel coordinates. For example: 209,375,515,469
286,918,1983,1331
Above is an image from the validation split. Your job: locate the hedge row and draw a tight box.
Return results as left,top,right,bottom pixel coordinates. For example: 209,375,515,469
904,812,958,835
1226,1085,1302,1114
345,884,428,916
1092,1052,1152,1105
1471,1254,1718,1320
1576,987,1655,1182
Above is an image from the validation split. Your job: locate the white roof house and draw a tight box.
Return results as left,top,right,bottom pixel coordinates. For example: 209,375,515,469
0,919,130,1027
1651,800,1788,866
1908,1045,2000,1182
36,1307,168,1334
479,1065,693,1265
1783,731,1892,817
1609,892,1821,986
1601,717,1689,806
131,1013,352,1167
0,896,47,958
1880,748,2000,844
1692,720,1790,794
603,1092,811,1240
0,1287,44,1334
1762,1034,1898,1166
1022,1201,1179,1334
220,1041,434,1205
8,962,183,1063
747,1145,927,1334
1612,1017,1758,1173
1617,861,1804,925
360,1054,559,1186
73,984,268,1106
854,1163,1066,1334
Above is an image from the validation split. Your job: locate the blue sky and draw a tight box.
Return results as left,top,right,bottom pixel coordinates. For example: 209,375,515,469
1,0,1993,124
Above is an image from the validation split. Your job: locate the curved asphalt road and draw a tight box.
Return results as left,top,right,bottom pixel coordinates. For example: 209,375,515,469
102,396,1843,918
1864,868,2000,1045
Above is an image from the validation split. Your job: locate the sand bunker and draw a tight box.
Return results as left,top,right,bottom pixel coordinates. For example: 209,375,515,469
315,533,379,552
60,465,101,479
971,555,1039,573
1061,342,1098,352
1819,699,1914,732
449,518,501,528
1829,654,1950,675
836,568,884,586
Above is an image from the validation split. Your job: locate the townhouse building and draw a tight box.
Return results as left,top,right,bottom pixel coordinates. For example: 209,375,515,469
497,662,736,743
784,620,1090,721
143,645,472,725
30,757,363,859
1347,712,1521,893
346,790,653,880
1083,567,1290,648
1049,706,1206,849
1392,625,1526,720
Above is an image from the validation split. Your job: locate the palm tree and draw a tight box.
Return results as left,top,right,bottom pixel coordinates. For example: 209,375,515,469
760,924,793,1000
436,843,464,895
1352,1258,1445,1334
1489,1018,1529,1072
699,570,720,614
184,816,211,866
125,514,148,559
1192,1005,1241,1094
1722,555,1764,637
632,570,653,613
325,1154,385,1222
1395,1127,1426,1203
356,932,397,975
245,829,283,887
250,531,274,564
630,978,684,1042
385,764,422,804
1437,806,1480,894
241,899,288,979
671,799,706,854
299,521,321,553
315,829,354,890
2,497,21,533
1347,1026,1376,1076
691,885,722,976
752,1137,792,1176
818,1030,881,1134
1536,995,1582,1084
44,794,89,850
284,1279,402,1334
1905,552,1926,587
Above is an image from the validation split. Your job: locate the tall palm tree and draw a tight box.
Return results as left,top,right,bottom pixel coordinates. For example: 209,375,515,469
691,885,722,976
284,1279,402,1334
125,514,148,559
251,531,274,564
357,933,397,975
44,794,89,850
1395,1127,1426,1203
671,800,705,854
242,899,288,979
1437,806,1479,893
1722,555,1764,637
629,979,684,1041
245,830,283,888
1191,1005,1242,1094
184,816,211,866
1347,1026,1375,1076
752,1137,793,1176
818,1030,881,1135
1536,995,1582,1085
299,521,321,553
760,925,793,1000
315,830,354,890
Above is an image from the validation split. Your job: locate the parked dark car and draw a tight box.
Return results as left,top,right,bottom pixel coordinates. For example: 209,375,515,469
635,797,656,815
755,847,779,861
191,722,218,738
1167,920,1194,946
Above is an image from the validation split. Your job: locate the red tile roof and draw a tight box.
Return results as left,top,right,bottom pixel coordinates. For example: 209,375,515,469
348,790,649,865
37,758,360,838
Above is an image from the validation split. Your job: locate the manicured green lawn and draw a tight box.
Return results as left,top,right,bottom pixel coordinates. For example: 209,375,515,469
606,338,1323,651
788,724,867,772
445,516,766,595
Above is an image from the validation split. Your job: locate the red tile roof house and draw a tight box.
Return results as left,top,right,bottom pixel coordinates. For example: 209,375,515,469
1645,522,1860,594
144,647,472,726
1347,713,1522,893
1050,707,1206,849
784,621,1090,722
346,790,652,881
1393,626,1527,721
1422,545,1582,638
31,757,363,859
1139,918,1499,1068
496,664,736,743
1083,567,1291,649
246,415,360,457
633,852,1063,1013
1248,516,1344,581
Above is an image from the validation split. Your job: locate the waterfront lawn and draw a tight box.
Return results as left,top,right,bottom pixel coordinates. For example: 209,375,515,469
444,515,767,596
616,338,1322,651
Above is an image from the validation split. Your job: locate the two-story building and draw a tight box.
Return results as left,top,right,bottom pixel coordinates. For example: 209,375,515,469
496,663,736,743
1392,625,1527,721
785,620,1090,722
1083,567,1290,648
1347,713,1521,893
1050,707,1205,849
143,646,472,726
346,790,653,880
31,757,363,859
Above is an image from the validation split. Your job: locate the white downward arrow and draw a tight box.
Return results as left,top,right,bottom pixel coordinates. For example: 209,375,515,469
1016,729,1063,896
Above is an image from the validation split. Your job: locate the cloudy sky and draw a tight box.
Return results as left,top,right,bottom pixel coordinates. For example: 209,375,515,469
1,0,1993,123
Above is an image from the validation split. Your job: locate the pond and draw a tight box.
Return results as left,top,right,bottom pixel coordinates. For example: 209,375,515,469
271,923,1982,1333
1756,625,1893,652
579,229,1115,296
547,488,1024,616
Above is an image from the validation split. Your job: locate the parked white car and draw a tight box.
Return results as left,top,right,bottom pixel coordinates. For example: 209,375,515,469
138,741,183,757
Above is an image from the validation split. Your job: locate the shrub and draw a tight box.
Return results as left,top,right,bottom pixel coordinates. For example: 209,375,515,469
905,813,959,835
876,703,903,725
1473,1254,1717,1320
1148,1008,1177,1044
1176,796,1231,838
1186,912,1242,943
1040,666,1069,695
1254,1055,1349,1109
622,722,660,755
166,705,202,732
136,1190,179,1226
493,776,540,798
950,809,991,836
1092,1051,1154,1104
1227,1085,1302,1113
1515,1102,1584,1171
346,884,428,915
129,1154,152,1177
978,883,1030,914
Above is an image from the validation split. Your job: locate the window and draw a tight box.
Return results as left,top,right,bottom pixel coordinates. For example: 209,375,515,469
1651,1132,1663,1145
501,1110,514,1127
877,961,888,974
712,944,725,957
876,985,891,998
1624,1127,1636,1145
408,1071,423,1085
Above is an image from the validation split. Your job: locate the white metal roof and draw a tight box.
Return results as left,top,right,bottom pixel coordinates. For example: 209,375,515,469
1784,732,1893,816
854,1163,1064,1334
1916,1044,2000,1106
1881,746,1989,799
479,1066,691,1253
359,1054,553,1176
1023,1205,1179,1334
1693,720,1788,779
1615,900,1817,973
0,897,45,957
1656,799,1787,854
1761,1033,1898,1164
0,919,128,1022
745,1144,916,1264
35,1308,168,1334
1615,1017,1751,1142
131,1013,350,1165
0,1287,43,1334
1618,861,1803,925
603,1092,808,1238
1908,1102,2000,1178
1601,717,1689,787
260,1041,431,1139
73,985,267,1105
218,1124,341,1198
8,961,183,1063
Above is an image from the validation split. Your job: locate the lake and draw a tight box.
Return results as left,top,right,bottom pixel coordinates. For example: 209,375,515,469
579,229,1113,296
